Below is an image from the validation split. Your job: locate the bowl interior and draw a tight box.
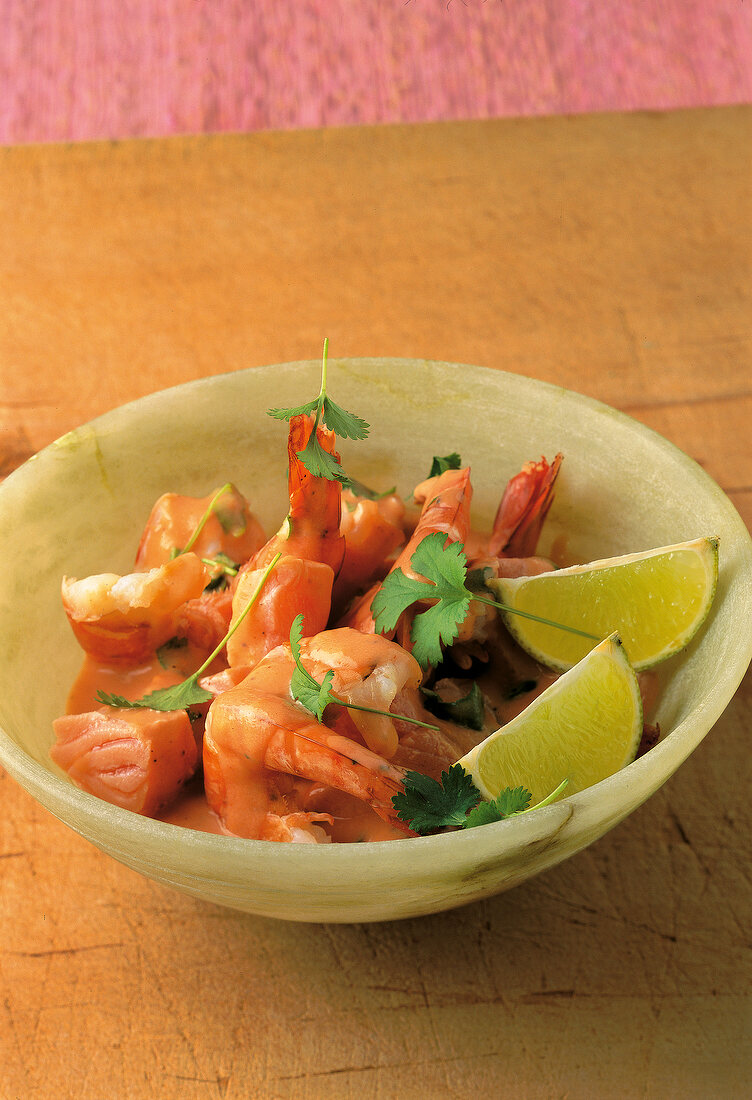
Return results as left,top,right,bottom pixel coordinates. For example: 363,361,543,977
1,359,750,921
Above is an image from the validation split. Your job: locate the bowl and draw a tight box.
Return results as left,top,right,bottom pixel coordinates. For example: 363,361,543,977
1,359,750,923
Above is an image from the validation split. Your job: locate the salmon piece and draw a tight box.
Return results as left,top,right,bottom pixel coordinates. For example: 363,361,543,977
51,707,198,815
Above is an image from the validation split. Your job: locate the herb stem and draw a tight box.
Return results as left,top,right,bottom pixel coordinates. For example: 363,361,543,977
523,777,570,813
472,595,600,642
192,552,280,680
330,694,440,732
183,482,233,554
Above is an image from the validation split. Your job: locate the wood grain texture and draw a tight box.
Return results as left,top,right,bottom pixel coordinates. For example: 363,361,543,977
1,108,750,1098
1,0,750,143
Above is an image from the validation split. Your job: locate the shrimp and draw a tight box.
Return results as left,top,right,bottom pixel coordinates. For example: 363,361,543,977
342,465,473,636
226,414,345,667
203,628,420,840
135,484,266,571
62,552,211,663
331,488,407,618
487,453,563,558
458,455,563,650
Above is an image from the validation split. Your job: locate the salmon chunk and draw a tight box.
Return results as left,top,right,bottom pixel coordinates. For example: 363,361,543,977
51,707,198,815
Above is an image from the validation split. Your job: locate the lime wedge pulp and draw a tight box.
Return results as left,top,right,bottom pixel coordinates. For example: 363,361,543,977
457,633,643,803
488,536,719,672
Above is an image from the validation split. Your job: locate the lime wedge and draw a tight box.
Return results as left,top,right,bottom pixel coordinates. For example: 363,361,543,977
488,536,719,672
457,633,642,803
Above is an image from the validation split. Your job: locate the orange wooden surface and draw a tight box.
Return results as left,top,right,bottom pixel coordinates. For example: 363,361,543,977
1,108,750,1098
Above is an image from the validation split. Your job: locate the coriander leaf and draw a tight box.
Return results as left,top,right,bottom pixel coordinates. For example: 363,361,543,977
298,432,352,486
494,786,533,815
392,764,481,834
321,396,369,441
421,681,485,730
428,453,462,478
464,781,568,829
266,340,368,486
96,678,212,712
371,532,471,668
267,397,320,422
289,613,336,721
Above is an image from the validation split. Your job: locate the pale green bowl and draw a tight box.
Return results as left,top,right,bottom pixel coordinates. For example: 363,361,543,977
1,360,750,922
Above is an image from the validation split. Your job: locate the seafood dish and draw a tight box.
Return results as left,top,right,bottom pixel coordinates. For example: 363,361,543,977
50,365,668,844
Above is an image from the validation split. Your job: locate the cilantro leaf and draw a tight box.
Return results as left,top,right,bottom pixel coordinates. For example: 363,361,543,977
267,397,320,421
297,432,352,486
289,614,336,721
96,678,212,712
371,531,599,671
428,453,462,478
392,764,481,833
421,680,485,730
464,786,532,828
371,532,471,668
320,396,369,441
266,340,369,486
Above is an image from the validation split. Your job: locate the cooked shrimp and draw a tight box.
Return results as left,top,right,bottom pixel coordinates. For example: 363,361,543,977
487,453,563,558
62,552,210,663
226,414,345,667
135,484,266,571
331,489,407,618
342,465,473,635
204,628,420,840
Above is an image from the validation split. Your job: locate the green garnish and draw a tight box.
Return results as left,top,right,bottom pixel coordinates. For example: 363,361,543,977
95,553,281,712
267,339,369,485
428,453,462,478
420,681,485,730
464,778,570,828
288,614,440,731
392,765,480,833
371,532,600,668
202,552,239,590
392,765,569,834
182,483,235,554
347,477,397,502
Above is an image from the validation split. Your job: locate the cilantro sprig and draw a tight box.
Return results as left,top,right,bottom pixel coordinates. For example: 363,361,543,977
267,339,369,485
371,532,599,668
392,765,568,834
95,553,281,713
288,615,440,731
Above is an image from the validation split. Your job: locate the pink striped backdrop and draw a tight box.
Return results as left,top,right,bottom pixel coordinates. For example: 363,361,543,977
1,0,750,144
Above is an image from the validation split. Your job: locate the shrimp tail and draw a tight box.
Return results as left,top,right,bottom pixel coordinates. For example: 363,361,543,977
488,453,562,558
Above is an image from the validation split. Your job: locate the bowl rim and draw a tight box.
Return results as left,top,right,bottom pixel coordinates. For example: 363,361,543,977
1,357,751,867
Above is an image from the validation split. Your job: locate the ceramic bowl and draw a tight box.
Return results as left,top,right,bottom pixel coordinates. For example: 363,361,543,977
1,360,750,922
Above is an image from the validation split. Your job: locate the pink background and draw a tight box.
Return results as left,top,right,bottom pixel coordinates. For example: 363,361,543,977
2,0,750,144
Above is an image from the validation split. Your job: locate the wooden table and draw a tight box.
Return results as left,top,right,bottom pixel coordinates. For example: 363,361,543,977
1,108,750,1099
